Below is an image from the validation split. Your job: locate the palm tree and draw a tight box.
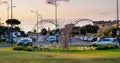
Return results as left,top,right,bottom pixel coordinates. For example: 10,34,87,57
6,19,21,27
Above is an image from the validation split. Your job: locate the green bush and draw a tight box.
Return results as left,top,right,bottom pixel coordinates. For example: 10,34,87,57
96,44,119,50
38,47,43,51
24,46,33,51
43,48,50,52
13,46,25,51
13,46,34,51
0,38,6,42
13,46,51,52
32,46,39,51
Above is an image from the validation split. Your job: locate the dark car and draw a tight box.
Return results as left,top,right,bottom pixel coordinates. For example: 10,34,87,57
117,38,120,45
17,38,33,46
30,37,36,42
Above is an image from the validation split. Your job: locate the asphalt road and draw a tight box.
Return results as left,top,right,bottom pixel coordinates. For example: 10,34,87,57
33,38,93,47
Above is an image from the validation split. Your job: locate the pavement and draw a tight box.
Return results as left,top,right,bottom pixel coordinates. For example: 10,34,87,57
0,46,12,49
33,38,93,47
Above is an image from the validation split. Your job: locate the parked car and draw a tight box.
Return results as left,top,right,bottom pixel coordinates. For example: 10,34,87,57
91,37,100,42
92,38,119,46
75,35,79,40
17,38,33,46
46,36,56,42
30,36,36,42
45,36,60,43
79,36,84,41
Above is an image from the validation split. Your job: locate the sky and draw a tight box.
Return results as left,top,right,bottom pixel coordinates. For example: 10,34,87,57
0,0,120,32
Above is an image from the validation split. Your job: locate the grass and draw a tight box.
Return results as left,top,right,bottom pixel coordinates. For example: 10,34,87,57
0,42,12,47
0,48,120,63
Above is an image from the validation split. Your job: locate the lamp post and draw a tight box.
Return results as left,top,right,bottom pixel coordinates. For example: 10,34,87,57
48,0,58,31
10,0,13,45
31,10,42,42
11,0,13,20
0,0,1,22
3,1,15,19
116,0,119,28
6,3,15,19
48,1,59,44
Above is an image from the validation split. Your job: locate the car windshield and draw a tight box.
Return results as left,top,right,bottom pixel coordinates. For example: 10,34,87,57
48,36,56,39
102,38,112,41
19,39,28,42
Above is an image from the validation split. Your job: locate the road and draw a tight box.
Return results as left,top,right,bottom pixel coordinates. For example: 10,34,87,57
33,38,93,47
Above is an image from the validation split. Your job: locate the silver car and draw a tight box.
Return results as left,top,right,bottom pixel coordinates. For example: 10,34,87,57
92,38,119,46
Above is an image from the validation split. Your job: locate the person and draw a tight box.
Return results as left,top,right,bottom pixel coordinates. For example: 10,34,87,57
68,36,72,45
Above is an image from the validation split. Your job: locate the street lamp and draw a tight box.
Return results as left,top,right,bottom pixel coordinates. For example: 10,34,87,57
11,0,13,20
31,10,42,42
2,1,15,19
48,1,58,30
116,0,119,28
48,1,59,44
10,0,13,45
6,2,15,19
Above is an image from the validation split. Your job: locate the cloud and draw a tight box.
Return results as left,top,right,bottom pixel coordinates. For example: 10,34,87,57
47,0,70,4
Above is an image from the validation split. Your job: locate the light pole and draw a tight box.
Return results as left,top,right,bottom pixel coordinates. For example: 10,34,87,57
116,0,119,28
6,2,15,19
0,0,1,22
48,1,59,44
3,1,15,19
31,10,42,42
48,0,58,31
10,0,13,45
11,0,13,20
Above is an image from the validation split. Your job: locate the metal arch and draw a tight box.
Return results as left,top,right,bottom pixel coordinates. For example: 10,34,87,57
38,19,57,25
74,19,94,25
31,19,57,32
31,18,94,32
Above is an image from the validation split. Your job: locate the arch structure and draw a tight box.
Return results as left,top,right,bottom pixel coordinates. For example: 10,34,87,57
73,18,94,27
31,18,94,32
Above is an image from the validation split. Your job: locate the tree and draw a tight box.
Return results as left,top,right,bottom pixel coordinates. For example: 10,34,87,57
86,25,99,33
14,27,21,31
80,25,99,35
0,26,7,34
70,27,80,36
6,19,21,27
80,26,87,35
20,31,28,37
41,28,47,35
34,29,36,34
103,26,116,37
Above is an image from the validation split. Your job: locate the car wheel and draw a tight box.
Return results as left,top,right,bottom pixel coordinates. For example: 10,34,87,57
29,42,33,46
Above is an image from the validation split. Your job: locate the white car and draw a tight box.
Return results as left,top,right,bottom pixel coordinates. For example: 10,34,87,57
92,38,119,46
46,36,57,42
45,36,60,43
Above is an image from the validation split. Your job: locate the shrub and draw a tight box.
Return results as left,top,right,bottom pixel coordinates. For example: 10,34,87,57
43,48,50,52
24,46,33,51
0,38,6,42
32,46,39,51
13,46,51,52
38,47,43,51
96,44,119,50
13,46,25,51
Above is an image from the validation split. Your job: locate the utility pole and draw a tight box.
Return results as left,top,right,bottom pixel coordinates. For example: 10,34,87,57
117,0,119,28
10,0,13,45
48,0,59,44
11,0,13,19
31,10,42,42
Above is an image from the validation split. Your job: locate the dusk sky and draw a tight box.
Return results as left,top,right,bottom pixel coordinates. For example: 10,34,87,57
0,0,120,32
